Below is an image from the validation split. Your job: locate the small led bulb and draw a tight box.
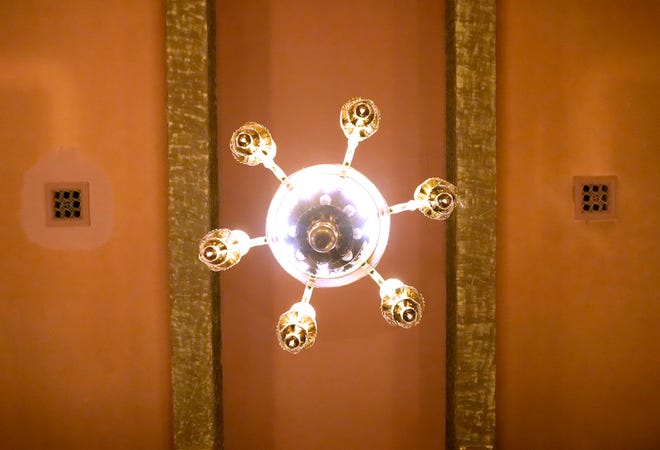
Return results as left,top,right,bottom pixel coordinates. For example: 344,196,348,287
230,122,277,166
198,228,250,271
379,279,425,329
276,302,317,354
414,178,458,220
340,97,381,142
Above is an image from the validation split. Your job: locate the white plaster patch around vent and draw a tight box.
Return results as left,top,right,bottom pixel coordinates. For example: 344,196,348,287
574,176,617,221
22,149,113,249
45,182,90,227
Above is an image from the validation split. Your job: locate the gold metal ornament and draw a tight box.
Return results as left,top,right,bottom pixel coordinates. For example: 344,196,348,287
340,97,381,142
379,279,425,328
198,228,250,271
414,177,458,220
276,302,318,354
230,122,277,166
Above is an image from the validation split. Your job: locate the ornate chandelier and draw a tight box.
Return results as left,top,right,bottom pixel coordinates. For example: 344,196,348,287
199,98,457,354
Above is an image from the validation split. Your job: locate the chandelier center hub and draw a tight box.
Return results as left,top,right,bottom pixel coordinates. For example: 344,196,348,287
266,164,390,288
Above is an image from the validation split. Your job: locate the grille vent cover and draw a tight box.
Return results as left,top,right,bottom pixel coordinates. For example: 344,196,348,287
574,176,617,221
45,182,90,227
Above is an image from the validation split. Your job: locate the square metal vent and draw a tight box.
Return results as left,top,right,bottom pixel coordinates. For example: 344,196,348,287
45,182,90,227
574,176,617,221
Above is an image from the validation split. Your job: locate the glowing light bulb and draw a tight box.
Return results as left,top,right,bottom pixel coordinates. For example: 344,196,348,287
343,204,356,217
320,194,332,205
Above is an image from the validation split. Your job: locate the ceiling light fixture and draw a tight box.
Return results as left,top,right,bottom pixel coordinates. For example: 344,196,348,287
199,98,458,354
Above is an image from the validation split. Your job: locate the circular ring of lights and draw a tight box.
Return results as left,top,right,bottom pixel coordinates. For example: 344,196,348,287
266,164,390,287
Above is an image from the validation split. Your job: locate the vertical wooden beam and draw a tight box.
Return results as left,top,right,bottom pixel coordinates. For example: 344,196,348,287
166,0,221,448
445,0,496,449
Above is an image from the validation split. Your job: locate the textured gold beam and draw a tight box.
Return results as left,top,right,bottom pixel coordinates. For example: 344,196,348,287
446,0,496,449
166,0,222,449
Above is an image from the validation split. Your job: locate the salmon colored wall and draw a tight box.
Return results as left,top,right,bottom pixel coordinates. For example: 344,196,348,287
0,1,171,449
497,1,660,448
217,1,446,449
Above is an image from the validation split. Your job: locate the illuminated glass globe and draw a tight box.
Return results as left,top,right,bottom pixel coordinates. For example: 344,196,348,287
266,164,390,287
199,97,458,354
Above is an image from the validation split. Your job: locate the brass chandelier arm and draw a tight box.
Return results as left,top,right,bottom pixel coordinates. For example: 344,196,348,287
386,199,426,216
230,122,289,183
387,178,459,219
361,261,385,287
340,97,381,167
301,276,316,303
341,138,360,167
261,157,289,184
248,235,268,248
